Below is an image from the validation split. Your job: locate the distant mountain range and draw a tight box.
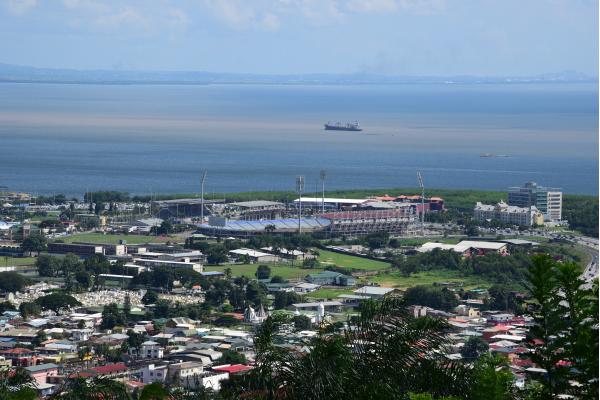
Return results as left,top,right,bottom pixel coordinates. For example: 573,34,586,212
0,63,596,85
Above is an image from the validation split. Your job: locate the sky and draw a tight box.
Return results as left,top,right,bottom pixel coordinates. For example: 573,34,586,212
0,0,598,76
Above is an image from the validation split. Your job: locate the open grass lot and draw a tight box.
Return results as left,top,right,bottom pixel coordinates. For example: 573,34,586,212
366,269,491,290
205,264,324,280
1,256,37,266
306,287,355,299
317,249,390,271
58,233,169,245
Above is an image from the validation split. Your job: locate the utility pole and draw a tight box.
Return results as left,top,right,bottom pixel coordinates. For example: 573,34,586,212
201,170,208,223
296,175,304,234
417,171,425,237
320,169,326,214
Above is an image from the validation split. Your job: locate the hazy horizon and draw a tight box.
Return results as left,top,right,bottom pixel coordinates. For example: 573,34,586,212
0,1,597,76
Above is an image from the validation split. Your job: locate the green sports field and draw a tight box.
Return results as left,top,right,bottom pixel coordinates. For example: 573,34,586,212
204,264,324,280
317,249,390,271
58,233,169,245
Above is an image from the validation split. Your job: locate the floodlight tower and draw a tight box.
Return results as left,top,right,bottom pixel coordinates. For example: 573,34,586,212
417,171,425,236
320,169,326,214
200,170,208,223
296,175,305,234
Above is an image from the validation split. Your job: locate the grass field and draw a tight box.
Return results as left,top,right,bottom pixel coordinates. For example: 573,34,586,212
317,250,390,271
366,269,491,290
306,287,355,299
205,264,324,280
1,256,37,267
58,233,169,245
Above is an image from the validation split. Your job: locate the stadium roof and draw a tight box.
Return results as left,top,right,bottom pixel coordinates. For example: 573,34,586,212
198,217,330,232
293,197,368,205
229,200,284,208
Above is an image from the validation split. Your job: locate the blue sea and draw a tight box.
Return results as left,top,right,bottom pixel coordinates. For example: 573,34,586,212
0,82,597,196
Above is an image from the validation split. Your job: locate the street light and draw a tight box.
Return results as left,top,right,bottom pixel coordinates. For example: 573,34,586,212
320,169,326,214
296,175,305,233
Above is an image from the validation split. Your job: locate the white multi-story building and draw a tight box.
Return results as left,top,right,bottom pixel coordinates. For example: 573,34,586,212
140,341,164,359
140,364,168,385
140,361,228,390
474,201,544,226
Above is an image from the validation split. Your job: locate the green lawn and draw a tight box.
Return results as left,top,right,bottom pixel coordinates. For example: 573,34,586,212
205,264,324,280
58,233,169,245
0,256,37,267
317,249,390,271
306,287,355,299
366,270,491,290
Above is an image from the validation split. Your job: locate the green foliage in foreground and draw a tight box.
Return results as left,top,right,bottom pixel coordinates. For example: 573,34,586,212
526,255,598,399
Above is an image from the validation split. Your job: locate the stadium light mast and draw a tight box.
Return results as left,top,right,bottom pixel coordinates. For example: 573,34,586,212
200,170,208,223
296,175,305,234
320,169,326,214
417,171,425,236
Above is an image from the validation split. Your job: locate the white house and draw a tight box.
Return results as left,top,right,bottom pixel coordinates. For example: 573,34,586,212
141,341,164,359
140,364,168,385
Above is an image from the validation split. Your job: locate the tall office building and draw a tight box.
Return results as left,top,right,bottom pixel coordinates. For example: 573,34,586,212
508,182,562,221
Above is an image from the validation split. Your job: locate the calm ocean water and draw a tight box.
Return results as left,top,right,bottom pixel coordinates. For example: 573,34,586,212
0,82,597,196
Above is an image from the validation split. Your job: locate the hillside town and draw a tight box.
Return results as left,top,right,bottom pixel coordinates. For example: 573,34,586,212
0,181,597,399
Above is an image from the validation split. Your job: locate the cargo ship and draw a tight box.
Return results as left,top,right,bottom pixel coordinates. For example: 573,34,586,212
324,121,362,131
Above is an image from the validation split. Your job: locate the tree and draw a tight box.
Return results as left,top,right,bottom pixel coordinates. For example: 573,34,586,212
214,314,238,327
403,285,458,311
227,297,471,399
255,265,271,280
214,349,247,366
293,314,312,331
364,231,390,250
153,220,172,236
138,382,168,400
100,303,127,330
142,290,159,305
19,302,41,319
75,271,92,290
123,294,132,318
126,329,145,353
464,222,479,237
36,254,62,277
94,202,105,215
470,354,514,400
207,245,228,265
460,336,489,361
61,253,81,275
0,272,30,293
49,377,130,400
32,330,48,347
270,275,285,284
487,284,520,313
245,281,267,306
525,254,598,399
273,291,301,310
0,367,37,400
21,234,47,255
35,293,81,314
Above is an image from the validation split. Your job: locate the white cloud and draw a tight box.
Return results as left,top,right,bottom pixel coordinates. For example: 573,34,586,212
166,8,189,30
260,12,281,31
347,0,398,13
93,6,146,30
3,0,37,15
203,0,284,31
